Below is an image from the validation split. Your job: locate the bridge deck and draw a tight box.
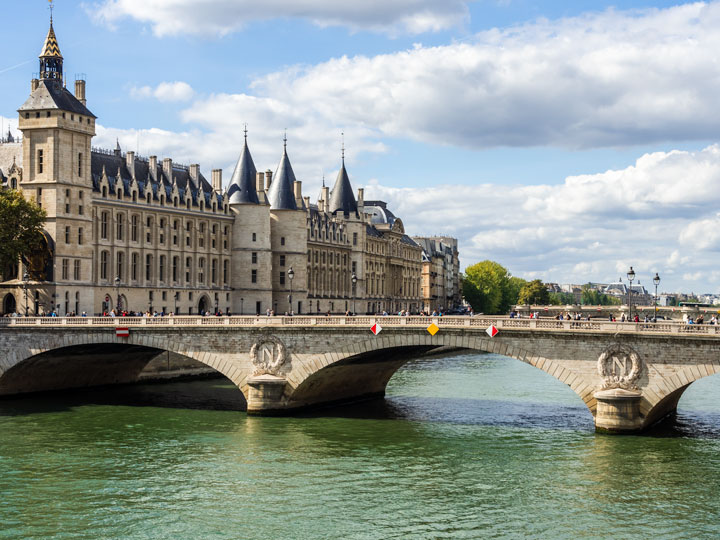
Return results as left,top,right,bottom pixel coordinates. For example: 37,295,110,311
1,316,719,337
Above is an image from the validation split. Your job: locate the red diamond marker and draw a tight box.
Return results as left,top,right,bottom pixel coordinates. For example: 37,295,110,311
486,325,499,338
371,323,383,335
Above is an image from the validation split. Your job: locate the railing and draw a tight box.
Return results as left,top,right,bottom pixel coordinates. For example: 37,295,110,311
1,316,720,336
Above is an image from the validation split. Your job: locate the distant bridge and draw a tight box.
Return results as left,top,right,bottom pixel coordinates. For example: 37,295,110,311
1,315,719,433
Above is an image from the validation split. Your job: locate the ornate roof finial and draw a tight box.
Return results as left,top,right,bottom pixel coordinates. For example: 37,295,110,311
49,0,54,24
283,129,287,150
341,131,345,162
244,123,248,142
322,171,325,188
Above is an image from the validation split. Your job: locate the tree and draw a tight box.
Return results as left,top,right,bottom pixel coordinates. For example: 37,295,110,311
0,188,47,274
505,276,528,309
518,279,550,305
462,260,515,314
549,292,576,305
580,283,621,306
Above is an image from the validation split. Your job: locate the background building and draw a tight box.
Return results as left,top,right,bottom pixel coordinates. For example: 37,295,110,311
413,236,461,312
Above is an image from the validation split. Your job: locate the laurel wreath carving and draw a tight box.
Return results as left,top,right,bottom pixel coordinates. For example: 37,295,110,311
250,336,288,376
597,344,642,390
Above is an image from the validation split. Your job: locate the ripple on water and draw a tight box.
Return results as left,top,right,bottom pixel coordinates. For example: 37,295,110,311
0,351,720,539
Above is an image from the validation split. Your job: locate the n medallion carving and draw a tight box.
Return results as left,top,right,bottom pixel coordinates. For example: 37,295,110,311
597,344,642,390
251,336,288,376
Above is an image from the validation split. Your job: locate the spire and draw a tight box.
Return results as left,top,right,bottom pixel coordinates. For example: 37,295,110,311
39,4,63,81
227,130,259,205
328,133,357,215
267,136,298,210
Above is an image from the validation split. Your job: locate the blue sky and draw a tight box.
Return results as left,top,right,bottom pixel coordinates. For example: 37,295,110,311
2,0,720,294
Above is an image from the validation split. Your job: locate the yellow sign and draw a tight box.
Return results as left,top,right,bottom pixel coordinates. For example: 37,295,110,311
427,323,439,336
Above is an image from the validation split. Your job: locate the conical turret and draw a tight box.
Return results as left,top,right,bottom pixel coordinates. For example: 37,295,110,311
267,136,298,210
39,18,63,81
228,131,259,204
328,138,357,215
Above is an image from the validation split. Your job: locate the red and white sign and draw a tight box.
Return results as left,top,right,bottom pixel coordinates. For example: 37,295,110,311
371,323,383,335
486,325,499,338
105,295,110,302
116,327,129,338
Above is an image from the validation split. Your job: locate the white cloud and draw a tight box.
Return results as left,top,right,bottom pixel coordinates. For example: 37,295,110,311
130,81,195,102
88,0,469,36
360,145,720,293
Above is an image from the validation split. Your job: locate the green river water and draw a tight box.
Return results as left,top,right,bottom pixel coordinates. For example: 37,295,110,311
1,351,719,539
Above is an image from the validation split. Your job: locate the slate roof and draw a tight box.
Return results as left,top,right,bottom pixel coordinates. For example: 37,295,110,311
227,138,259,205
328,159,357,215
267,145,298,210
364,202,397,226
18,80,95,118
90,148,221,207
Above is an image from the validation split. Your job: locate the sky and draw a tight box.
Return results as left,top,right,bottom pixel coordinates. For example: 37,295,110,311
1,0,720,294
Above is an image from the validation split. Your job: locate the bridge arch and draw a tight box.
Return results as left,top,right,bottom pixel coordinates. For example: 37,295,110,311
641,362,720,427
285,331,595,414
0,333,249,401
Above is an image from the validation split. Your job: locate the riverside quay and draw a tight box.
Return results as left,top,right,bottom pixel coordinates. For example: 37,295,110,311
1,315,719,434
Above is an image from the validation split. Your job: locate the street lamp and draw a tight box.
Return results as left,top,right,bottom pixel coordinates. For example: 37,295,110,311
287,266,294,315
241,297,244,315
351,272,357,315
22,271,29,317
215,295,219,316
174,291,179,315
626,266,635,322
114,276,120,312
653,272,661,322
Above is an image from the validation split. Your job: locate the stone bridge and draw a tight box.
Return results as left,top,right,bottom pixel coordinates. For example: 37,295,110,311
1,315,719,433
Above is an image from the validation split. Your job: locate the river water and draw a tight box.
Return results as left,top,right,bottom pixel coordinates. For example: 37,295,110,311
1,351,719,539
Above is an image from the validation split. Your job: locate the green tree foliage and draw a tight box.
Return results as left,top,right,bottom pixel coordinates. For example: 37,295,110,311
580,283,621,306
462,261,523,314
549,292,576,305
0,188,46,273
518,279,550,305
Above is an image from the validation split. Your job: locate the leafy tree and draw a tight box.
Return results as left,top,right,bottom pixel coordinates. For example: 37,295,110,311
462,260,515,314
518,279,550,305
0,188,46,274
549,292,576,305
505,276,528,310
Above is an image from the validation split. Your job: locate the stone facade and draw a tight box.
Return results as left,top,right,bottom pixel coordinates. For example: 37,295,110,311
0,20,426,317
414,236,461,312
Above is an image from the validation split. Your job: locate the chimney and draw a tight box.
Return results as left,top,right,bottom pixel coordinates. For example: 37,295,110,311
189,164,200,182
149,156,157,178
293,180,302,201
321,186,330,212
357,188,364,207
265,169,272,190
75,79,86,106
256,171,265,192
211,169,222,192
303,196,310,209
126,151,135,171
31,78,39,92
163,158,173,181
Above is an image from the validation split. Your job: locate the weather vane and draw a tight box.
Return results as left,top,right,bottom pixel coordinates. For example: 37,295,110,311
49,0,54,22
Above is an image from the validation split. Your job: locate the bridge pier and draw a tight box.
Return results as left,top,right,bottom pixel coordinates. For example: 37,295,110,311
246,375,288,415
593,388,644,433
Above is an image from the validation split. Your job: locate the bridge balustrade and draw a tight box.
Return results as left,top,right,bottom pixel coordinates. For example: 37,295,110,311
2,316,720,337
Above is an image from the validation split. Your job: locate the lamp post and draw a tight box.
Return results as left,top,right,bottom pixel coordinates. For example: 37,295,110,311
287,266,294,315
22,271,29,317
215,295,219,316
351,272,357,315
114,276,121,313
653,272,661,322
626,266,635,322
241,297,244,315
174,291,179,315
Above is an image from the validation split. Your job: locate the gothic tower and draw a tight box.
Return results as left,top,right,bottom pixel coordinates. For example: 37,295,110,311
16,17,96,314
228,131,272,315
